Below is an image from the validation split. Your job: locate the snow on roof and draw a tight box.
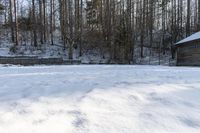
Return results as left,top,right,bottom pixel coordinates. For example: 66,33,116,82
176,31,200,45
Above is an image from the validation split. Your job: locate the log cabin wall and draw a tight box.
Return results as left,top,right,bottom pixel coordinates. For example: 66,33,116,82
177,40,200,66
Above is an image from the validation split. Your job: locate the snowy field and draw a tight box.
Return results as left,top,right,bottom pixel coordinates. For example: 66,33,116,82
0,65,200,133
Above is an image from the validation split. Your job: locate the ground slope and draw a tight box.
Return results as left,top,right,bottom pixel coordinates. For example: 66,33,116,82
0,65,199,133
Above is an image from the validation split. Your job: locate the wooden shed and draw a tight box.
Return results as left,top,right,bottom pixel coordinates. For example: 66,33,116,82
175,32,200,66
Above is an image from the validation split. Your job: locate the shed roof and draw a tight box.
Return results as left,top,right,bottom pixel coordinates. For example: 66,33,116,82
176,31,200,45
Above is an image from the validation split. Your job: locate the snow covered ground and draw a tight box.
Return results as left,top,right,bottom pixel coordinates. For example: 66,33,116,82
0,65,199,133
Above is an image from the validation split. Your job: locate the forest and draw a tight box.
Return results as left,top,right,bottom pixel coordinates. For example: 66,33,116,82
0,0,199,64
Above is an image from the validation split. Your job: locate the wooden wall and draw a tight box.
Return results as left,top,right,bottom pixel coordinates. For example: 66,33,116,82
177,40,200,66
0,56,81,66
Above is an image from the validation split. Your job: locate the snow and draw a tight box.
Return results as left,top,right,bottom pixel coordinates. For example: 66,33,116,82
176,31,200,45
0,65,200,133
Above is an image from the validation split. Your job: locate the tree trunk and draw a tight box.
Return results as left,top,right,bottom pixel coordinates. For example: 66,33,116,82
13,0,19,46
9,0,15,42
32,0,37,47
186,0,190,36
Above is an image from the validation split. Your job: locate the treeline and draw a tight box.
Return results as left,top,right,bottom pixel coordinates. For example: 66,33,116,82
0,0,200,63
